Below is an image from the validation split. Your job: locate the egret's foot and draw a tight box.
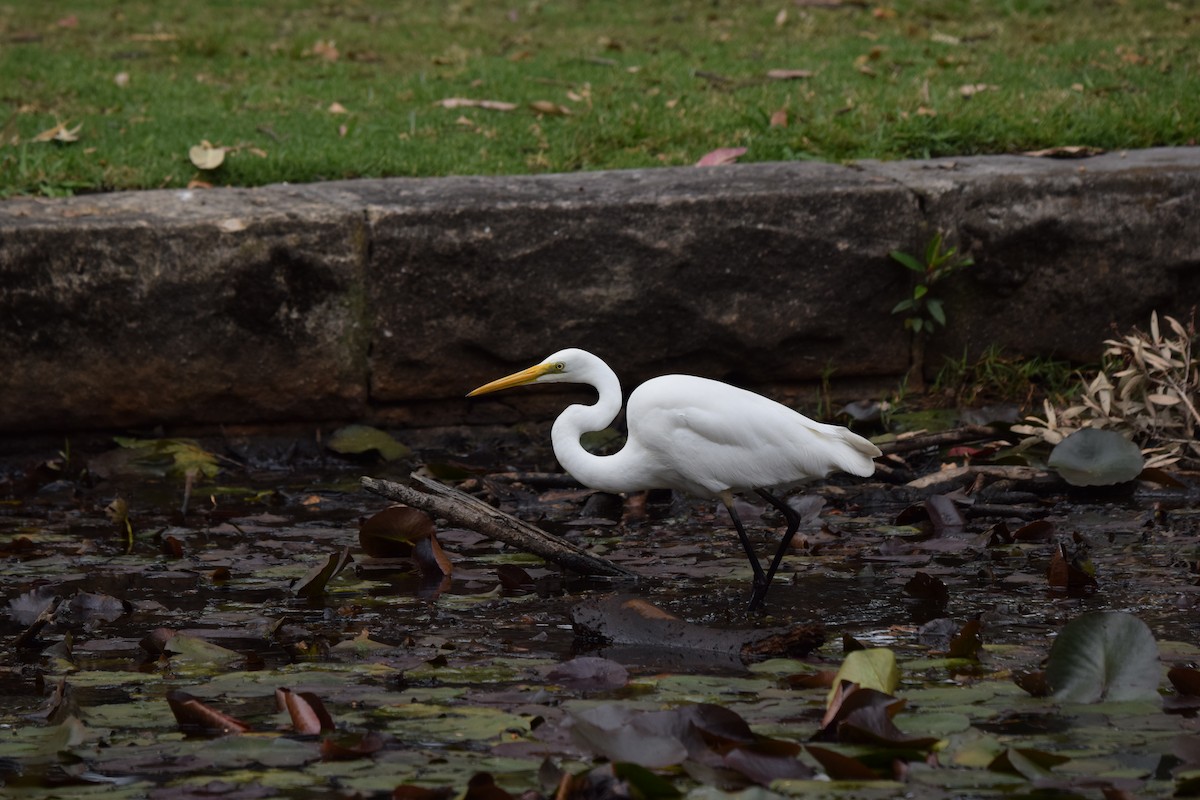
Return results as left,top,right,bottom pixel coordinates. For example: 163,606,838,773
746,578,771,613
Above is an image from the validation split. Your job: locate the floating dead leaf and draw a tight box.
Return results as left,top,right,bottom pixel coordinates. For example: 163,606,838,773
817,684,939,749
434,98,518,111
1169,666,1200,696
391,783,454,800
1014,669,1051,697
529,100,571,115
696,147,747,166
1048,543,1098,592
947,618,984,660
189,141,226,170
1024,145,1106,158
139,627,177,655
766,68,813,80
412,534,454,577
359,505,437,557
464,773,515,800
32,121,81,143
293,546,355,598
804,744,880,780
904,572,949,606
327,101,349,114
1013,519,1055,542
166,689,251,734
276,687,335,734
322,730,386,761
960,83,999,98
925,493,965,531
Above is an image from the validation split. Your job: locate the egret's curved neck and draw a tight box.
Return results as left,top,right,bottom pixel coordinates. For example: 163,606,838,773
550,361,642,494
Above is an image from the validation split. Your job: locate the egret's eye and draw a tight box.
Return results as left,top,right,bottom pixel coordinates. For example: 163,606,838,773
554,362,566,372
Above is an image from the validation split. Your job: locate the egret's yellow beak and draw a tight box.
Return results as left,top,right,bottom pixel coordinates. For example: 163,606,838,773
466,362,554,397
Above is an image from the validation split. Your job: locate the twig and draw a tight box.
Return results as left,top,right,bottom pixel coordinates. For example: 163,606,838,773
906,464,1044,491
361,474,638,579
879,425,1003,455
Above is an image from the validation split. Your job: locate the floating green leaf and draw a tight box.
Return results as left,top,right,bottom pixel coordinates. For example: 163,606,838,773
97,436,221,479
1044,611,1161,703
327,424,410,461
1047,428,1145,486
828,648,899,706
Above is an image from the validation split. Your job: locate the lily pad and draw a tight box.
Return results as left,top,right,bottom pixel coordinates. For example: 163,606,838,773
1047,428,1144,486
1044,611,1161,703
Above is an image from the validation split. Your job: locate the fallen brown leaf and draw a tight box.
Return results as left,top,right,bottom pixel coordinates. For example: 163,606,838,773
696,147,747,166
1023,145,1106,158
960,83,999,98
166,689,251,734
529,100,571,115
434,98,517,111
766,68,814,80
32,121,81,143
188,141,226,170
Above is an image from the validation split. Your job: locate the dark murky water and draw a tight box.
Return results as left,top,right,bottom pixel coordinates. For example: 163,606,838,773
1,430,1198,797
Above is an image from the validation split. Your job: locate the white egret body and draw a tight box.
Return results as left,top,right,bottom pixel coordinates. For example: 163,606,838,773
468,348,880,610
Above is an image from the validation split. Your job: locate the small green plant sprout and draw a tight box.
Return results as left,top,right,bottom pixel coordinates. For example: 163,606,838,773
889,231,974,334
889,231,974,391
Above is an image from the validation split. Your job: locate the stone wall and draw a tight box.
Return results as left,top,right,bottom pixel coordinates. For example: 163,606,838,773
2,148,1197,433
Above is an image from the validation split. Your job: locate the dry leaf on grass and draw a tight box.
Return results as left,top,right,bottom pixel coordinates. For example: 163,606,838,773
188,141,226,170
696,147,747,166
766,68,814,80
306,39,339,62
529,100,571,115
1023,145,1105,158
434,98,518,111
32,121,81,143
959,83,999,98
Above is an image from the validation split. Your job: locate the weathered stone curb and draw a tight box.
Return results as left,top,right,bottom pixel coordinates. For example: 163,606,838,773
2,147,1198,434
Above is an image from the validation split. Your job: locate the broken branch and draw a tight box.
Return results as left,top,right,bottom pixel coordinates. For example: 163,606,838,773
361,474,639,579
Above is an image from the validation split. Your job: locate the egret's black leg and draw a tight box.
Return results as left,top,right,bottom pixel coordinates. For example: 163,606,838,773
756,489,803,593
720,494,767,608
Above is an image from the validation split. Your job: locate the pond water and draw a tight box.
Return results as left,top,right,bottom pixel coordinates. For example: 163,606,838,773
1,429,1198,798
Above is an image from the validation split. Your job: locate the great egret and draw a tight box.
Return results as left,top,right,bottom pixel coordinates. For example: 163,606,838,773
467,348,880,611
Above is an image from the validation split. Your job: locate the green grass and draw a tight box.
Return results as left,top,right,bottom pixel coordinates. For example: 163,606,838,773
1,0,1197,196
